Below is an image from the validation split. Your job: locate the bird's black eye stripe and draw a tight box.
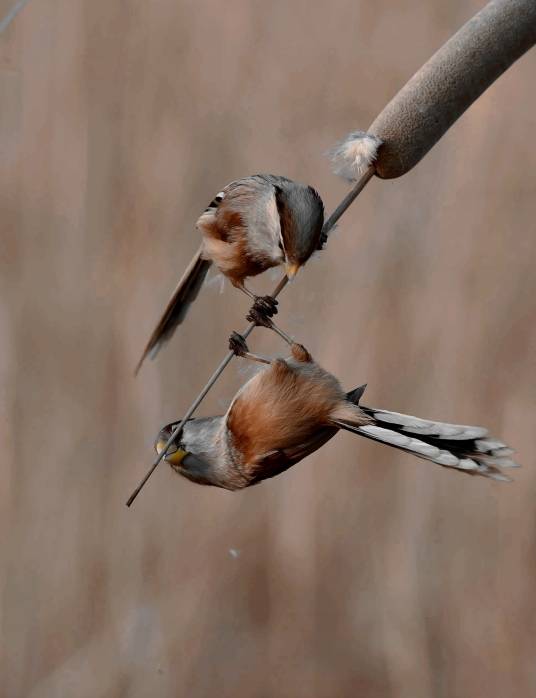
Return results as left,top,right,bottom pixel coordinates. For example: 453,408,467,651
207,191,225,210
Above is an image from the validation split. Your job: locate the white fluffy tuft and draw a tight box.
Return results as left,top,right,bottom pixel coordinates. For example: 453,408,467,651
330,131,383,181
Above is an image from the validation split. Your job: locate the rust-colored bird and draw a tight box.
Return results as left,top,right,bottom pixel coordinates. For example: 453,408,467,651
154,322,517,490
136,174,324,373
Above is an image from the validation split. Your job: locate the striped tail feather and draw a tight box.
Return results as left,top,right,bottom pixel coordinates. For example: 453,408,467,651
135,246,212,374
332,403,518,481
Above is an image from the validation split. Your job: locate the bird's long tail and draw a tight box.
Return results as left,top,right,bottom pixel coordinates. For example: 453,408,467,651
331,393,518,481
135,246,212,374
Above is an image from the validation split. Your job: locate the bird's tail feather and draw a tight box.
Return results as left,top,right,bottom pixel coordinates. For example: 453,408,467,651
332,402,518,481
135,246,212,374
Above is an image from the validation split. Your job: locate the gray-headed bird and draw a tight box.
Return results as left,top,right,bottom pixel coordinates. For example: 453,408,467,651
136,175,324,373
155,324,517,490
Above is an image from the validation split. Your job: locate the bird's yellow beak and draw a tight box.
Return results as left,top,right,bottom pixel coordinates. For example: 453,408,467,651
285,262,300,280
155,439,187,466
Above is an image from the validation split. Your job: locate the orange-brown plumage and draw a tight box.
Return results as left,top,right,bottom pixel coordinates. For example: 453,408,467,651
227,345,351,468
155,343,372,489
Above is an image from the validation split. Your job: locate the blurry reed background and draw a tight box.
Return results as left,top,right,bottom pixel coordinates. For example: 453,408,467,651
1,1,535,696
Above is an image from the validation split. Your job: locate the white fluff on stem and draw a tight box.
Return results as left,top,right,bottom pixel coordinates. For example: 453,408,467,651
330,131,383,182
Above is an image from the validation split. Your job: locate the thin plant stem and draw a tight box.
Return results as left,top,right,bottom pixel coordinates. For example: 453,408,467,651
0,0,33,34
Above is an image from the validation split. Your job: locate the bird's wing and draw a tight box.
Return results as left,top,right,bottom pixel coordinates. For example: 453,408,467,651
135,246,211,374
248,427,338,485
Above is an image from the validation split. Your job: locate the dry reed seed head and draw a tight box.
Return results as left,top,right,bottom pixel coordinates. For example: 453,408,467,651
330,131,383,182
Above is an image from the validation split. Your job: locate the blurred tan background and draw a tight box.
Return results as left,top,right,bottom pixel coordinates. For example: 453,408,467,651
1,1,535,696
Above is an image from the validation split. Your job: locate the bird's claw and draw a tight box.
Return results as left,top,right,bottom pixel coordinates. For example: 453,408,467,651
251,295,278,318
246,306,274,329
229,331,249,357
247,296,277,327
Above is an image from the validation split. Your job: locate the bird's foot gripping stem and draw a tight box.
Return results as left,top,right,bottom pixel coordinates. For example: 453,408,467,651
250,295,278,319
229,331,272,365
246,306,276,329
229,331,249,357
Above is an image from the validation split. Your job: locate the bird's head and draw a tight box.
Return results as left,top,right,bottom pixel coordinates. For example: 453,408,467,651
154,416,240,490
275,181,324,279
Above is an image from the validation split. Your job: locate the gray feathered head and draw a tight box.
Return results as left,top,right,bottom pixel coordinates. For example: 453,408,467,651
155,416,245,490
273,179,324,276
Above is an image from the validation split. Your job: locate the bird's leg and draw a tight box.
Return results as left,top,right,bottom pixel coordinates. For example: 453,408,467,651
236,283,278,318
230,327,312,366
228,332,272,365
246,307,293,345
238,317,312,364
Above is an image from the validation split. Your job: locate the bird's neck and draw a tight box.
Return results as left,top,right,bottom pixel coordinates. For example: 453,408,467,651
184,418,250,490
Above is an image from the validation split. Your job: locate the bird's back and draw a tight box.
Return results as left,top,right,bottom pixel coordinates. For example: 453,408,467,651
226,354,346,465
